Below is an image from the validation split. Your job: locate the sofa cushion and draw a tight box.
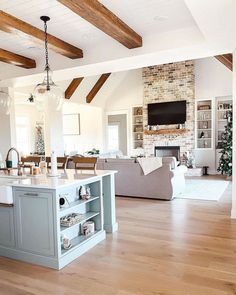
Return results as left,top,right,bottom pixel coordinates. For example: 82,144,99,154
162,157,178,169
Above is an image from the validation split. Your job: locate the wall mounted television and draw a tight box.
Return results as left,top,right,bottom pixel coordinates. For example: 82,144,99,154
147,100,186,125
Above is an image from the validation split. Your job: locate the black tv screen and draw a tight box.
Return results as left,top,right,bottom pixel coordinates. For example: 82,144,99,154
148,101,186,125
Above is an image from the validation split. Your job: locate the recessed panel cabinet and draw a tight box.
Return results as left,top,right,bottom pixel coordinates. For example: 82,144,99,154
0,207,15,247
14,190,55,257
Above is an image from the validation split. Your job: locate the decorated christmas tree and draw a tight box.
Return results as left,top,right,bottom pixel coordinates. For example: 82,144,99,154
217,110,232,176
35,125,45,155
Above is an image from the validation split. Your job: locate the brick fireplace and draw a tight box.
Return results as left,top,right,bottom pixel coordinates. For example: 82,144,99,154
142,61,195,160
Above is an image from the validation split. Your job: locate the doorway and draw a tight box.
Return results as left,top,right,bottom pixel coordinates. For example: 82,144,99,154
107,114,128,155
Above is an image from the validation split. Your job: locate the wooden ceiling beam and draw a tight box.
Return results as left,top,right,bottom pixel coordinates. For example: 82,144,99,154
0,48,36,69
86,73,111,103
215,54,233,71
57,0,142,49
65,77,84,99
0,10,83,59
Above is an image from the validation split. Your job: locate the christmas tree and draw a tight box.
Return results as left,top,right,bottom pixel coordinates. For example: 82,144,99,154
35,125,45,155
217,110,232,176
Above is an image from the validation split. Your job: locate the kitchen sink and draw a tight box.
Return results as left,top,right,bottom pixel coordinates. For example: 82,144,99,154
0,176,29,204
0,179,14,204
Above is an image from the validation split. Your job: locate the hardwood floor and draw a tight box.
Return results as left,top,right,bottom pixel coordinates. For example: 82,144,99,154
0,180,236,295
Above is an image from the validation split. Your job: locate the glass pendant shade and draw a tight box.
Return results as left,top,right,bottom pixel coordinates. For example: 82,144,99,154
0,91,12,115
34,16,64,112
34,71,64,112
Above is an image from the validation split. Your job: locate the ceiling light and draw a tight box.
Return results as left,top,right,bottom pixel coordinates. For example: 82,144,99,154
34,16,64,112
153,15,168,22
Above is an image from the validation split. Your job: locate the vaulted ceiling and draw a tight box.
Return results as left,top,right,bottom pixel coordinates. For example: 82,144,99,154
0,0,235,88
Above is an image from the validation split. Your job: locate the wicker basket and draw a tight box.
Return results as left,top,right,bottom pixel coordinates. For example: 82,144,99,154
60,213,84,227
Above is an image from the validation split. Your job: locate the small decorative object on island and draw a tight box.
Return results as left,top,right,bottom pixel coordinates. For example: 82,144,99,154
39,161,47,174
79,185,91,200
48,151,60,177
61,235,71,250
32,167,40,175
218,110,232,177
82,221,95,236
59,194,70,208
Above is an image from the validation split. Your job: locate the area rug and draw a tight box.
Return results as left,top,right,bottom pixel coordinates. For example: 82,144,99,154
177,178,229,201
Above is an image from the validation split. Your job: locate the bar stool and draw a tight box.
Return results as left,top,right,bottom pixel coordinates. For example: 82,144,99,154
72,157,98,171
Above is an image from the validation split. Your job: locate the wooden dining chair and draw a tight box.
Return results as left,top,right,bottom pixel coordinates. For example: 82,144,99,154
21,156,42,168
72,157,98,171
46,157,68,170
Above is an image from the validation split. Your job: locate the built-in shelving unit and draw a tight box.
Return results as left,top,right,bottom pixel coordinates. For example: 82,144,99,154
132,106,143,149
216,98,232,149
59,180,103,257
196,100,212,149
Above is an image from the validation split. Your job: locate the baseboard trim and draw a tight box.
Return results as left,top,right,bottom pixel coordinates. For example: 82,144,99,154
231,209,236,219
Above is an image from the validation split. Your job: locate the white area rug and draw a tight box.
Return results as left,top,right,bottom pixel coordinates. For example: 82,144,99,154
177,178,229,201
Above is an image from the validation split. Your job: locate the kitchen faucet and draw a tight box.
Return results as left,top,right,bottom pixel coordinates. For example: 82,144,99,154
6,147,22,176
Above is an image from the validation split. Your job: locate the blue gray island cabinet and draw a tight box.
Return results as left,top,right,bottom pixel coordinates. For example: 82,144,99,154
0,170,118,269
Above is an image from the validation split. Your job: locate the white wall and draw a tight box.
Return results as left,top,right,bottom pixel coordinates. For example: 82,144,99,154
103,69,143,155
194,57,232,173
104,69,143,111
0,88,16,163
195,57,232,99
63,102,104,155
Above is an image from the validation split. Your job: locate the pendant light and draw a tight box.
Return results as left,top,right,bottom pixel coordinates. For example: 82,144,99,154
0,90,12,115
34,16,64,111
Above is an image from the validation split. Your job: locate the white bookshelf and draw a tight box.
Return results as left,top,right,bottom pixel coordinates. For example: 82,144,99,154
196,100,213,149
215,98,232,149
132,106,143,149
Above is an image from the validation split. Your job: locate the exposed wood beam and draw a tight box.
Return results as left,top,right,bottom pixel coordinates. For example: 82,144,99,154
0,10,83,59
215,54,233,71
0,48,36,69
65,77,84,99
57,0,142,49
86,73,111,103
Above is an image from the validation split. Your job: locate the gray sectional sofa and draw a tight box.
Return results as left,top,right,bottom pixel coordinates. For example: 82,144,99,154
97,157,187,200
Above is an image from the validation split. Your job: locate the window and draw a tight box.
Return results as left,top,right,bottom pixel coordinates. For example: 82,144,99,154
16,116,30,154
108,124,119,151
63,114,80,155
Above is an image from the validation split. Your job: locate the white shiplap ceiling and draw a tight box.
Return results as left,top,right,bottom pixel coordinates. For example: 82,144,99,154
0,0,235,86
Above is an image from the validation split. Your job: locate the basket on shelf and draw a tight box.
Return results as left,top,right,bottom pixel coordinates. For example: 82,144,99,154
60,213,84,227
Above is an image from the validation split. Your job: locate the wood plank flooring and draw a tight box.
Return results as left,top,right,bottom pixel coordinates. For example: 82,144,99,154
0,180,236,295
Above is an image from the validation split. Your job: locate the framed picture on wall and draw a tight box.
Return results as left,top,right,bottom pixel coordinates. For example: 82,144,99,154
63,114,80,135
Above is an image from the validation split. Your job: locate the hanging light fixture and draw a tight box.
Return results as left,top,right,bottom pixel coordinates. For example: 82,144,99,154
0,90,12,115
34,16,64,111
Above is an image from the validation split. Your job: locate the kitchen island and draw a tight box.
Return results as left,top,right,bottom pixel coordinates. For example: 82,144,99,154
0,169,117,270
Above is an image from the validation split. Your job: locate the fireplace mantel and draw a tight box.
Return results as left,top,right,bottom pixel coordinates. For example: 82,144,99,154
144,128,188,135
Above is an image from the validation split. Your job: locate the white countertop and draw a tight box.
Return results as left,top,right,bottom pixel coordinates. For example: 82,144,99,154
0,169,116,190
